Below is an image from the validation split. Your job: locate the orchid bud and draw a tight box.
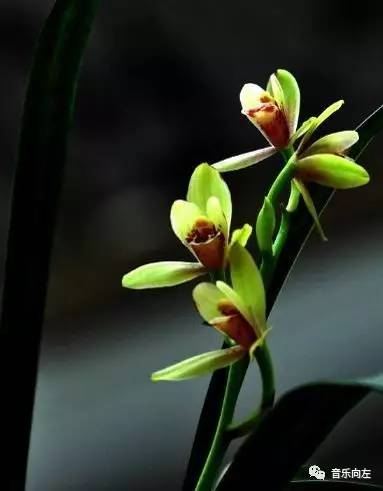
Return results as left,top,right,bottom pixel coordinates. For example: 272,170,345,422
256,197,276,255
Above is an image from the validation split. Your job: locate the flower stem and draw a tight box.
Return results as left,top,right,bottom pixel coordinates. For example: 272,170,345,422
192,150,296,489
227,343,275,438
195,355,249,491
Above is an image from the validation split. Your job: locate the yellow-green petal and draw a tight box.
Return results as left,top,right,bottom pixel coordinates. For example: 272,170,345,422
230,223,253,248
290,117,316,144
229,243,266,331
216,280,253,327
151,346,246,382
206,196,228,237
212,147,276,173
276,69,300,134
193,282,225,323
286,179,301,213
122,261,206,289
170,199,202,242
268,73,285,109
302,131,359,157
187,163,232,230
296,154,370,189
299,100,344,150
293,179,327,241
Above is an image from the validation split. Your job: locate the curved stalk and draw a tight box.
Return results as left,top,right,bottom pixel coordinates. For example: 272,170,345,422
195,356,249,491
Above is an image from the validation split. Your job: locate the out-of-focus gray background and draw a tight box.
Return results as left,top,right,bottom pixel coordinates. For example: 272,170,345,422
1,0,383,489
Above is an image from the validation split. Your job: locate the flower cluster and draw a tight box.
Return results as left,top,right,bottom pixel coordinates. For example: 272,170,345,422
122,69,369,381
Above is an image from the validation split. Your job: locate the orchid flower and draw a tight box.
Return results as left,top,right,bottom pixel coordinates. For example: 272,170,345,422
122,164,252,289
152,243,269,381
213,69,300,172
289,101,370,239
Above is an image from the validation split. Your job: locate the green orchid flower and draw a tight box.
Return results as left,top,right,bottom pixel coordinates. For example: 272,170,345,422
152,243,270,382
122,164,252,289
213,69,300,172
289,102,370,239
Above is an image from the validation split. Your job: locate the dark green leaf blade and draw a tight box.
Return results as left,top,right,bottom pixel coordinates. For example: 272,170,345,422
217,377,383,490
0,1,100,488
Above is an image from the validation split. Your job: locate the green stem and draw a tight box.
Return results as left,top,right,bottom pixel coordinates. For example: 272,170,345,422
227,343,275,438
195,356,249,491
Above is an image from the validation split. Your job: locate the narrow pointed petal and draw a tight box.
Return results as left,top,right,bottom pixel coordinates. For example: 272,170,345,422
256,197,276,255
170,200,202,242
151,346,246,381
294,179,327,241
216,280,253,327
229,243,266,330
296,154,370,189
290,117,316,144
276,69,300,134
230,224,253,248
302,131,359,157
299,100,344,150
187,163,232,230
206,196,228,237
122,261,206,289
249,326,272,359
193,282,225,323
212,147,276,173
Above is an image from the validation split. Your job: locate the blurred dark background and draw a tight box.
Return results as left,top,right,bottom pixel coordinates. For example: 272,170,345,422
1,0,383,489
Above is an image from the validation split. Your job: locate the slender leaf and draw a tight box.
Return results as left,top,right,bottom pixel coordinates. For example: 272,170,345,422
0,1,100,488
217,376,383,490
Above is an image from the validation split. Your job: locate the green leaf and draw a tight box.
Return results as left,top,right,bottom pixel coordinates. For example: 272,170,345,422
302,131,359,157
151,346,246,381
256,196,276,255
294,179,327,241
216,374,383,490
187,163,232,230
122,261,205,289
230,224,253,248
212,147,276,172
0,1,101,487
276,69,300,134
170,199,202,242
296,154,370,189
229,243,266,330
193,282,225,323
